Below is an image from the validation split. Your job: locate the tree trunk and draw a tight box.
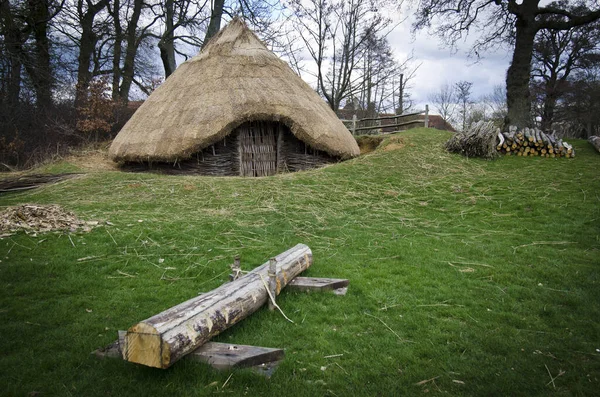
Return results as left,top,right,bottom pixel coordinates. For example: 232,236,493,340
505,16,537,129
0,0,24,105
118,0,143,102
122,244,313,369
111,0,122,100
396,74,404,115
74,5,98,108
26,0,53,108
202,0,224,49
158,38,176,78
540,88,558,131
158,0,176,78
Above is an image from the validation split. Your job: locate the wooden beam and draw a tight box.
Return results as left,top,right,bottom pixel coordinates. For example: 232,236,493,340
95,338,283,371
287,277,349,292
121,244,312,368
189,342,284,370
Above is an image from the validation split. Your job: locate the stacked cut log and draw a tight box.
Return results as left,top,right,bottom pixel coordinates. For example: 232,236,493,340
496,127,575,158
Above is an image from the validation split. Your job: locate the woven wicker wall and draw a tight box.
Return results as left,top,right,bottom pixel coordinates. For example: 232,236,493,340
121,122,337,176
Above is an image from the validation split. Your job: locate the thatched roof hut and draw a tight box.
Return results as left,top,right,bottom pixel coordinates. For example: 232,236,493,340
109,18,359,176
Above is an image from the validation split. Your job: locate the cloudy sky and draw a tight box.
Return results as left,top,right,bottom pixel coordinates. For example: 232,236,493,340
386,5,513,109
287,3,515,113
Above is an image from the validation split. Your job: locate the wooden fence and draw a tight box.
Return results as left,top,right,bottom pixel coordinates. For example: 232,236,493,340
341,105,429,135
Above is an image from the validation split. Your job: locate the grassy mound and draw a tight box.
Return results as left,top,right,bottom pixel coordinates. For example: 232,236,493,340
1,128,599,396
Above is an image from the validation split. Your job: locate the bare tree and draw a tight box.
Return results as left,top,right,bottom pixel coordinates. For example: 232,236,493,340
559,68,600,137
455,80,472,131
149,0,209,78
410,0,600,129
481,84,507,123
289,0,390,110
108,0,165,102
356,33,415,114
531,2,600,131
429,82,455,123
203,0,224,48
0,0,63,108
0,0,27,105
56,0,111,108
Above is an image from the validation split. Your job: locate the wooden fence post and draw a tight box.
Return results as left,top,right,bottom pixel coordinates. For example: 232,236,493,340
424,105,429,128
352,114,357,135
229,255,241,281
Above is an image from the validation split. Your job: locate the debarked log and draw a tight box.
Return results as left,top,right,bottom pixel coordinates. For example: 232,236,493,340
589,136,600,153
122,244,313,368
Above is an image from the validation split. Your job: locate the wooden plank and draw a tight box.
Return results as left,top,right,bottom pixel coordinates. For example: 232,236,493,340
286,277,349,292
121,244,312,368
189,342,284,370
94,339,283,371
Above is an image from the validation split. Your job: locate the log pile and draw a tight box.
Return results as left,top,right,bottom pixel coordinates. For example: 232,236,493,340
497,127,575,158
445,121,575,159
589,136,600,153
445,121,500,159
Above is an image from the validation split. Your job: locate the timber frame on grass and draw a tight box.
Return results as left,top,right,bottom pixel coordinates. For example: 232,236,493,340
95,244,350,371
121,244,313,368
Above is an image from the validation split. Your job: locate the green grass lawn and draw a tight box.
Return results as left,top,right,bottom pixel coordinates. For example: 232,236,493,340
1,128,599,396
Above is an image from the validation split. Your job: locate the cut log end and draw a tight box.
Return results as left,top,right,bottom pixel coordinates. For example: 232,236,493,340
122,322,170,369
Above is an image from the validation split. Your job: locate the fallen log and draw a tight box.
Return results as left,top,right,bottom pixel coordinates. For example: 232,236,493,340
589,136,600,153
122,244,312,369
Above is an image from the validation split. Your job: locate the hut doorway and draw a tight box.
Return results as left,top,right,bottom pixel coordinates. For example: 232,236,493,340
237,121,281,177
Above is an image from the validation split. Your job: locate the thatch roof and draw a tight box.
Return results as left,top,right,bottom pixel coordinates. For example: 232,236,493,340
109,18,360,162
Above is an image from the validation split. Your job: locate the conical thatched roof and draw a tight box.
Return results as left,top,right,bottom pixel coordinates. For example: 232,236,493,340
109,18,360,162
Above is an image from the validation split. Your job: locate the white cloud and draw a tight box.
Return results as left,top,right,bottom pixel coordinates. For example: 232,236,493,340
386,5,513,110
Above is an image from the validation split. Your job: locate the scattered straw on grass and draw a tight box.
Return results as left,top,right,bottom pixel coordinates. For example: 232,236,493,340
512,241,576,253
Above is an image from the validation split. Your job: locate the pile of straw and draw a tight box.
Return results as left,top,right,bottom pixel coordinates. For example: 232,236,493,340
0,204,99,236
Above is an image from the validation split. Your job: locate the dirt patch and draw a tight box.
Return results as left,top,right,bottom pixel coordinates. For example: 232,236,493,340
356,135,406,154
356,135,385,154
381,136,406,152
0,204,101,237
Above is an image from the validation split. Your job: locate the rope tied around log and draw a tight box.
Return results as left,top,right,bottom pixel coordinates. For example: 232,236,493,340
259,273,295,324
229,255,295,323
